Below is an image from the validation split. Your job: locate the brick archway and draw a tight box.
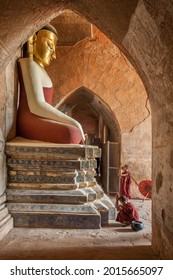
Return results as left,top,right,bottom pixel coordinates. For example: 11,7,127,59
57,86,121,143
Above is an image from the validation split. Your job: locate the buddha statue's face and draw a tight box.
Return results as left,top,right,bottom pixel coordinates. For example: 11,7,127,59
33,29,58,68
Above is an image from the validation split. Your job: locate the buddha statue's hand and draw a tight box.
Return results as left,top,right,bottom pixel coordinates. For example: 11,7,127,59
73,120,85,142
78,125,85,143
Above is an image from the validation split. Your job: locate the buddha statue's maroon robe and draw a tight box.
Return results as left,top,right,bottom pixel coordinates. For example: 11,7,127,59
17,64,83,144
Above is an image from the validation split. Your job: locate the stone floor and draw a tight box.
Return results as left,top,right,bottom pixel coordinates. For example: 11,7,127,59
0,199,158,260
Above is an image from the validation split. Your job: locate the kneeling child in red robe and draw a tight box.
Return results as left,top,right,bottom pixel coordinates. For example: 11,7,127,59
115,194,139,224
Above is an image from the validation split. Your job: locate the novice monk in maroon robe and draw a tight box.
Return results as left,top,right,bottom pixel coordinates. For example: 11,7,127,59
115,194,139,224
119,164,131,199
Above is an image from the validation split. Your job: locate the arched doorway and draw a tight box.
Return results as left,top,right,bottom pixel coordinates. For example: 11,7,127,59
56,86,121,194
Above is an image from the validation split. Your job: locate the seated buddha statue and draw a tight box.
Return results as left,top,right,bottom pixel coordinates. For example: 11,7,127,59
17,24,85,144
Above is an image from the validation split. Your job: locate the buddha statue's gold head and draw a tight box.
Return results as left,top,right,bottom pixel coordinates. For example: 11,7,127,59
28,24,58,68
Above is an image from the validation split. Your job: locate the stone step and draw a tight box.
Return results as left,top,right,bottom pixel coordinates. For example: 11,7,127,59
92,200,109,225
0,207,9,222
7,203,101,229
6,139,101,160
8,170,76,184
7,158,96,171
6,189,89,204
0,213,12,227
81,188,97,202
0,203,5,211
0,193,6,205
101,194,116,220
0,194,13,240
7,183,79,190
7,187,97,204
0,214,13,241
92,184,104,199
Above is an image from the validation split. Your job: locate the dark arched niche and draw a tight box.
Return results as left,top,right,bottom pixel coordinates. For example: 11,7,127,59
57,86,121,144
57,86,121,193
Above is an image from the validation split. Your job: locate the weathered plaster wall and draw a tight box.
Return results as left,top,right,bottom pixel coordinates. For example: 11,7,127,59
122,114,152,199
0,50,20,197
0,35,26,207
5,50,21,141
123,0,173,258
0,71,6,196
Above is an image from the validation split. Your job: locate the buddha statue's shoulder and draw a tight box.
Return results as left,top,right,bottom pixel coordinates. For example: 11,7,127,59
18,58,42,71
18,58,52,86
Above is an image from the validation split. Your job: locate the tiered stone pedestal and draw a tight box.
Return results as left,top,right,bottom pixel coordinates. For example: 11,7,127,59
6,138,115,229
0,193,13,241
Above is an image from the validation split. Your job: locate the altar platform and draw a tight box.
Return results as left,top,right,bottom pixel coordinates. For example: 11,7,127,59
5,137,115,229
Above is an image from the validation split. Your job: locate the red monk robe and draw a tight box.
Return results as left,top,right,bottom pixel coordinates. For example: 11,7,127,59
17,62,83,144
120,170,132,199
116,201,139,224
